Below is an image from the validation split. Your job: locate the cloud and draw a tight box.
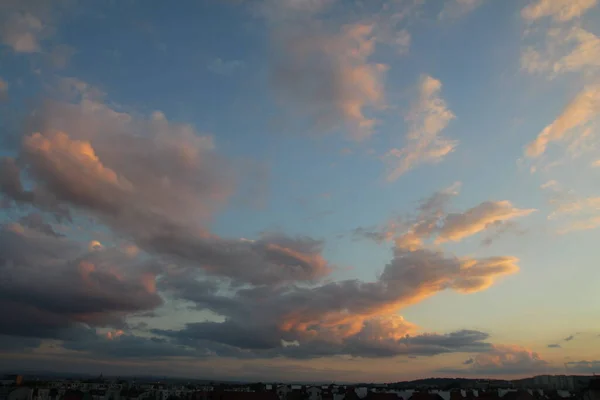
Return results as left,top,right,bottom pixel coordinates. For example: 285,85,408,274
18,212,64,237
436,201,536,243
384,75,457,181
565,360,600,373
0,12,43,52
0,222,162,340
0,77,521,365
145,231,333,285
153,244,517,358
0,78,7,102
207,58,245,75
547,343,561,348
521,0,597,22
458,344,548,375
541,181,600,234
271,21,387,140
389,185,535,249
557,216,600,234
352,183,533,247
564,335,575,341
0,0,71,53
352,220,403,244
0,83,338,289
522,27,600,77
480,221,527,247
48,44,76,69
525,85,600,158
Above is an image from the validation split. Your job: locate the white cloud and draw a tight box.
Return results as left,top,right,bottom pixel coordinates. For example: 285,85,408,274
384,75,457,181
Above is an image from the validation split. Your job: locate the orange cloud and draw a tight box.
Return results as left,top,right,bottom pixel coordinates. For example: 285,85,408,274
522,27,600,77
521,0,597,22
436,201,536,243
106,330,125,340
525,85,600,158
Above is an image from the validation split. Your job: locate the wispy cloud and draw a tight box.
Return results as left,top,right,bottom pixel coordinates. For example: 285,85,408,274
522,27,600,77
525,85,600,158
521,0,597,22
541,181,600,234
384,75,457,181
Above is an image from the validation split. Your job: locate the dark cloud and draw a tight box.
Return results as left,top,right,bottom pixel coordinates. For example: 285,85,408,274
0,157,35,203
0,223,162,340
18,212,64,237
62,333,201,359
152,246,516,358
547,343,561,348
144,230,332,286
564,335,575,341
0,335,43,351
153,321,491,360
565,360,600,373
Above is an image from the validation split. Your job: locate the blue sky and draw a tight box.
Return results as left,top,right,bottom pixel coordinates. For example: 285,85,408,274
1,0,600,382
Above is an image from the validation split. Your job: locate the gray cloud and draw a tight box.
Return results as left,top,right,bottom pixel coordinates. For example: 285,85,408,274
565,360,600,373
440,345,549,375
0,223,162,340
0,79,523,364
266,1,387,140
152,245,516,358
0,78,7,102
1,92,330,287
547,343,561,348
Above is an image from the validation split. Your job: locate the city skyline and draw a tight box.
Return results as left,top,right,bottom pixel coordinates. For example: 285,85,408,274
1,0,600,383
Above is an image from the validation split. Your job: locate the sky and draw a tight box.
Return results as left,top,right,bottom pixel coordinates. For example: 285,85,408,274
0,0,600,383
